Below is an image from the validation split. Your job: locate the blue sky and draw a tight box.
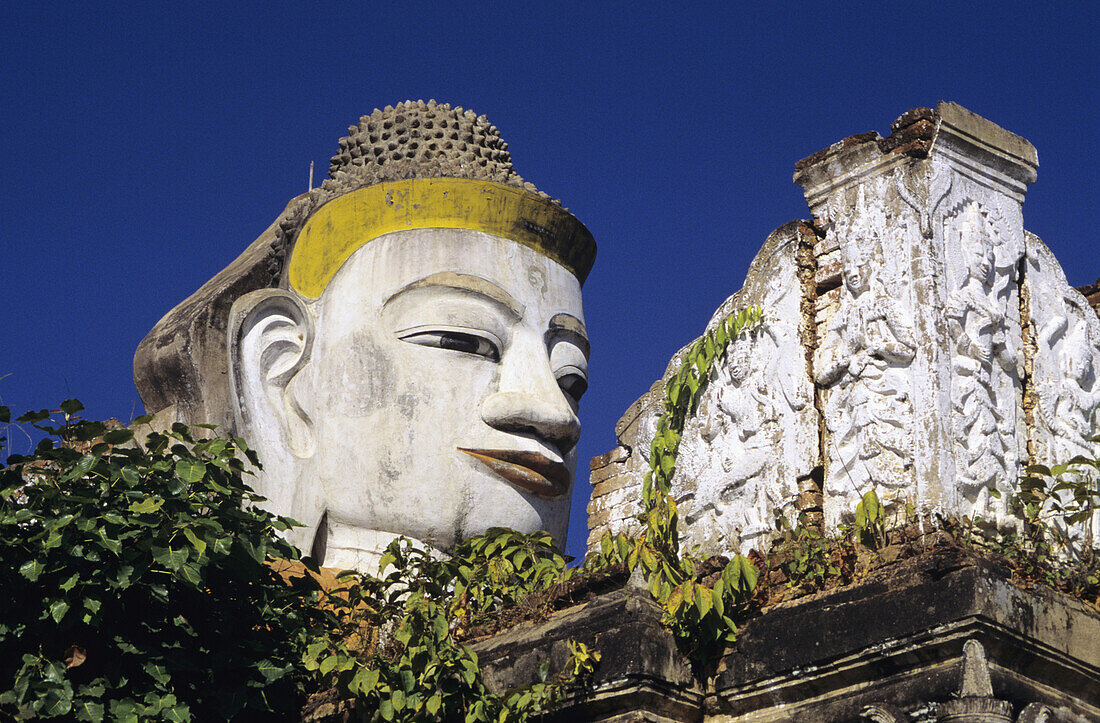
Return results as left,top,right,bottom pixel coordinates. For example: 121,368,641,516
2,2,1096,560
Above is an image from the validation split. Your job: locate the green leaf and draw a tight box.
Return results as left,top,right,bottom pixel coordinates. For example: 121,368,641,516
128,496,164,515
17,409,50,424
174,460,205,485
50,600,70,622
351,667,379,695
319,655,338,675
39,687,73,717
103,428,134,445
60,399,85,415
73,699,105,722
178,563,202,587
696,585,712,616
666,585,683,613
181,526,206,556
660,452,675,477
732,554,758,593
19,559,44,582
62,454,98,483
152,546,188,571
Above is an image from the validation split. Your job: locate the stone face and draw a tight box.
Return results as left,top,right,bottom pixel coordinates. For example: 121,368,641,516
589,102,1099,560
230,228,587,565
135,103,596,571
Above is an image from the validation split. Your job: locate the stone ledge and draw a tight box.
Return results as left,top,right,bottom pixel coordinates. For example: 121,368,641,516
709,547,1099,721
471,582,701,722
303,549,1097,721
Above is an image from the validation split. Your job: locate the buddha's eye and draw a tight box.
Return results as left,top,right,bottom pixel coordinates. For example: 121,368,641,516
399,329,501,362
556,369,588,405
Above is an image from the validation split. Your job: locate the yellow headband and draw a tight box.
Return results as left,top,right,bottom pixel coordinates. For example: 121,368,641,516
287,178,596,299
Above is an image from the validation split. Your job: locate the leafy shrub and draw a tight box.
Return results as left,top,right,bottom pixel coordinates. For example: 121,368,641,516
302,533,598,722
0,402,319,721
0,402,598,721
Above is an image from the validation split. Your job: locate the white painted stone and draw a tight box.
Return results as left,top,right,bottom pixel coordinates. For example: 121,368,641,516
814,179,920,522
230,228,588,568
592,102,1100,558
675,225,816,555
1025,232,1100,547
799,103,1034,529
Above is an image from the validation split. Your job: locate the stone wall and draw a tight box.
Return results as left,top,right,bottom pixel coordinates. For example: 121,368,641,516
468,547,1100,722
589,102,1100,559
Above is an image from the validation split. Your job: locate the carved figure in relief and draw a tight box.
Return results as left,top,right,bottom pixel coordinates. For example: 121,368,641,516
815,220,916,498
1038,293,1100,454
945,203,1016,509
134,101,596,571
693,332,781,541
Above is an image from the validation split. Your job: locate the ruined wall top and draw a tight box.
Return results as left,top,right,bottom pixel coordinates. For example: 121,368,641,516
589,101,1100,559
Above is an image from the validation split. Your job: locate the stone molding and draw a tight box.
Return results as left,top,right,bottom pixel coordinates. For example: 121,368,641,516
446,549,1098,722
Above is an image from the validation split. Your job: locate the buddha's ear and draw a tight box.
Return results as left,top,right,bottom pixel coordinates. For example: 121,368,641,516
228,289,316,460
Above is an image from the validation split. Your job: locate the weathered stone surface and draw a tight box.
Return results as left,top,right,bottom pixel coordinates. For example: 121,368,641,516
588,222,819,557
674,222,818,554
710,548,1099,721
1076,278,1100,317
471,583,702,722
456,549,1098,722
1023,233,1100,549
136,102,596,572
798,101,1036,529
590,101,1100,559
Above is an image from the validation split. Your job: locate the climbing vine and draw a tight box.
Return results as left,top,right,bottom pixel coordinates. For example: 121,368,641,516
587,305,765,664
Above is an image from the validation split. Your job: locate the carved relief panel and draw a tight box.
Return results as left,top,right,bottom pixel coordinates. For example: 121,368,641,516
938,182,1026,523
1026,233,1100,547
673,225,816,556
815,179,919,526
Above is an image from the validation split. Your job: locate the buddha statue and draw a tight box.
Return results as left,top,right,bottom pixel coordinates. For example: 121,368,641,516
134,101,596,571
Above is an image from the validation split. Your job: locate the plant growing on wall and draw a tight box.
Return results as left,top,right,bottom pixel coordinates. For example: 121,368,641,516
587,306,765,664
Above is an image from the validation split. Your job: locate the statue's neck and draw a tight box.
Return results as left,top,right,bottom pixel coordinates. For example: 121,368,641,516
318,520,403,575
316,519,439,576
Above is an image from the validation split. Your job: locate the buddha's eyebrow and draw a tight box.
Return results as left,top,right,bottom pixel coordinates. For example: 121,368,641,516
382,272,523,318
549,313,590,359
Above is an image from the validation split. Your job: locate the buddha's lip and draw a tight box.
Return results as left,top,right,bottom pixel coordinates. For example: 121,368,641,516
457,448,570,499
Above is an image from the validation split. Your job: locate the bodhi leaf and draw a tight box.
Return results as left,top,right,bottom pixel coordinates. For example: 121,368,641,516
174,460,205,485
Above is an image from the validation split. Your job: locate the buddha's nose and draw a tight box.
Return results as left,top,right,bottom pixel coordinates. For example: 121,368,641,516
481,338,581,454
481,392,580,453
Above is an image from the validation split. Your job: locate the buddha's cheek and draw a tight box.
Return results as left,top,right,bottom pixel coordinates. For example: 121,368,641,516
307,330,503,545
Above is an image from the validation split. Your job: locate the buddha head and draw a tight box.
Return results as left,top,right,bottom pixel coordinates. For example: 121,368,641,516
134,101,596,569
